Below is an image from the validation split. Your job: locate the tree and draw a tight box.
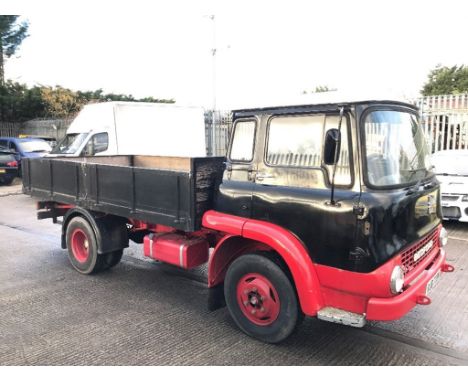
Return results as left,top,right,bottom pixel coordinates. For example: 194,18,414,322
0,81,176,121
0,16,29,86
40,86,83,118
421,65,468,96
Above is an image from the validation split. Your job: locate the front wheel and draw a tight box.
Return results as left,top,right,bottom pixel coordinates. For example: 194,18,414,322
224,254,301,343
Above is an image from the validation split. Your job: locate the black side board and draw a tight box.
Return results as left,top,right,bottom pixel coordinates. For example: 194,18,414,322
23,156,225,232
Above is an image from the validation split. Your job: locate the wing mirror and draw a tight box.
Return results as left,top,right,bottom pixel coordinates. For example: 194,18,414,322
323,128,341,165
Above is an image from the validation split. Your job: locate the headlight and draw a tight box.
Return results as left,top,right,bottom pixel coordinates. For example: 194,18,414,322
439,227,448,247
390,266,404,295
462,195,468,202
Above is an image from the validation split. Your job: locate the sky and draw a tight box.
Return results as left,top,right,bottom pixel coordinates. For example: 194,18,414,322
2,0,468,109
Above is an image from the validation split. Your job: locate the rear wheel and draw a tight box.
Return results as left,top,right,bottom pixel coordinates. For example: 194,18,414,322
66,216,104,274
224,254,301,343
102,250,123,270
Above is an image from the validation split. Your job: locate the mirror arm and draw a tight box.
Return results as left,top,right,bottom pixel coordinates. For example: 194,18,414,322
329,106,344,206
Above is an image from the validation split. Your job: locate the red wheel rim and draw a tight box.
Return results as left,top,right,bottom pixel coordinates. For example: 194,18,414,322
71,228,90,263
236,273,280,326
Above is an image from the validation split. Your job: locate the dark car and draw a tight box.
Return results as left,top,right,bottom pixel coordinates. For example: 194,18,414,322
0,137,52,175
0,149,18,185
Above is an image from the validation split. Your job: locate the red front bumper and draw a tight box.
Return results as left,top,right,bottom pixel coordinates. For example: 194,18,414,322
366,248,448,321
315,227,454,321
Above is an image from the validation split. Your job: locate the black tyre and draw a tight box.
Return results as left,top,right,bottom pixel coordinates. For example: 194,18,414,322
66,216,105,274
102,250,123,270
224,254,301,343
0,176,13,186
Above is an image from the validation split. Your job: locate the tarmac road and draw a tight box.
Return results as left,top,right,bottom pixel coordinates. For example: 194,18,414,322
0,188,467,365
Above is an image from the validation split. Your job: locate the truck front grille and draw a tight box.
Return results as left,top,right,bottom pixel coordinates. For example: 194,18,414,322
400,228,439,275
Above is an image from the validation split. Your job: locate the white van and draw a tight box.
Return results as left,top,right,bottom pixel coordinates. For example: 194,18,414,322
49,102,207,157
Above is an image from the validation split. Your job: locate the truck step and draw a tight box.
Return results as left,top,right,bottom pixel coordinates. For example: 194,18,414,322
317,307,366,328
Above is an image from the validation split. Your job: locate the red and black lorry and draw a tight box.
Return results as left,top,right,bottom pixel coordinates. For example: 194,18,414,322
23,97,454,343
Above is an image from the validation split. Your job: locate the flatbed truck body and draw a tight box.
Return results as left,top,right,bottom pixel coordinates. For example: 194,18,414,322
23,97,455,343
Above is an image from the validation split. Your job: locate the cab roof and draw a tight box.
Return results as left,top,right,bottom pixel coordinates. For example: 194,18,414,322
231,91,417,115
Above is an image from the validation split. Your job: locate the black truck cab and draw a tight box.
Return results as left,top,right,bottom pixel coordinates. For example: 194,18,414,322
217,99,441,273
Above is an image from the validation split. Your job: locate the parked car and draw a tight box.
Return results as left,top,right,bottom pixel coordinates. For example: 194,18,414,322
0,149,19,185
0,137,52,174
431,150,468,222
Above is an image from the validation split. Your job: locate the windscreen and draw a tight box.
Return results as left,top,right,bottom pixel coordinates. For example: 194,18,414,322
18,140,51,153
51,133,88,155
364,110,433,187
431,151,468,176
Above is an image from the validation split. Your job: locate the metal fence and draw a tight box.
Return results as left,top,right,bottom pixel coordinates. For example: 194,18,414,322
412,94,468,153
205,110,232,156
0,121,21,137
0,118,72,141
210,95,468,156
22,118,73,141
3,95,467,156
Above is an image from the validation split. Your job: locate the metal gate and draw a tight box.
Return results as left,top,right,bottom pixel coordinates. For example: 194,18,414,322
413,94,468,153
205,110,232,156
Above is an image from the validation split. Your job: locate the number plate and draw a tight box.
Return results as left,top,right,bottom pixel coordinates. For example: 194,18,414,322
426,270,441,296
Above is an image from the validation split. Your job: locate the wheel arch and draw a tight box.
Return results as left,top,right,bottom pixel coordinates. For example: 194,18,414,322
62,207,129,254
203,211,324,316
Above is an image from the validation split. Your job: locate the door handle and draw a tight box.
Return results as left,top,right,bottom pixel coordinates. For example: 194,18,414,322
256,173,275,181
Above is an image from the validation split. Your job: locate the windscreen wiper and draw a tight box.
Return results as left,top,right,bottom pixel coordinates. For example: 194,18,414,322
437,173,468,177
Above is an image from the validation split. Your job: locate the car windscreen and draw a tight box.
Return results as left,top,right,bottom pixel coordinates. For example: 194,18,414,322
18,140,52,153
432,152,468,176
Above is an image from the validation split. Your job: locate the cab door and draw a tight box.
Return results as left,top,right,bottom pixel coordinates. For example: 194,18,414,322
252,112,361,270
215,119,258,218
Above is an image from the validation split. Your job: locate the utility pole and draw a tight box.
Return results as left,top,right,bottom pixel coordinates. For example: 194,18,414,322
209,15,217,114
209,14,217,156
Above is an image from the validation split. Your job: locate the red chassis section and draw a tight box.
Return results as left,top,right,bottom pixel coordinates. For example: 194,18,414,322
40,203,454,322
202,210,454,321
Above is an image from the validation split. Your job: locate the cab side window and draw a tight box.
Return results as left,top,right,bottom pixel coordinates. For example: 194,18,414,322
83,133,108,156
230,120,256,162
267,115,324,167
266,114,352,186
92,133,109,154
